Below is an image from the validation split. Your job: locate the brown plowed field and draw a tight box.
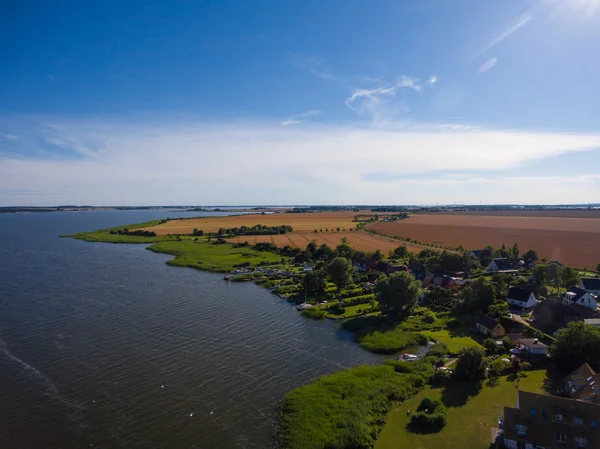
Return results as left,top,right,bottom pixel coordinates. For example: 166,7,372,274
227,231,421,254
143,211,417,254
143,211,388,235
368,213,600,268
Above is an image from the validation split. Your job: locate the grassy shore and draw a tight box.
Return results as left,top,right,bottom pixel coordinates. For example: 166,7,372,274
69,221,282,272
279,365,429,449
375,369,546,449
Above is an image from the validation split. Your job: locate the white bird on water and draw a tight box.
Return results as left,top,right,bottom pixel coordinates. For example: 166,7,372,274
190,412,194,417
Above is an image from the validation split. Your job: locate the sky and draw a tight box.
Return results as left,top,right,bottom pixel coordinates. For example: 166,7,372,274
2,0,600,206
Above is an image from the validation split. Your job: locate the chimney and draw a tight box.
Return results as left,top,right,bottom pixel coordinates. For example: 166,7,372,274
533,338,539,344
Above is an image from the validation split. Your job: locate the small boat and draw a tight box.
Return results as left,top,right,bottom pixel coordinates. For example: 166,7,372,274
398,353,418,361
223,275,231,281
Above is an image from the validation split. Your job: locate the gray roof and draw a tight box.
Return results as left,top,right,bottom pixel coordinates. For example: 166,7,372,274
490,258,513,271
565,286,588,302
518,338,549,349
581,278,600,291
476,314,501,330
508,287,534,302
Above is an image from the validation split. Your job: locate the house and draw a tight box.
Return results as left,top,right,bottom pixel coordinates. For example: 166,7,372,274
584,318,600,328
518,338,549,356
564,363,600,403
561,287,598,310
532,301,600,332
500,390,600,449
431,275,459,290
507,287,539,309
579,278,600,297
487,258,517,273
470,249,484,259
476,314,505,338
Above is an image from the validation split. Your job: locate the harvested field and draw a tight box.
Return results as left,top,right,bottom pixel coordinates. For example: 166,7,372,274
142,211,385,235
228,231,421,254
418,210,600,219
368,214,600,268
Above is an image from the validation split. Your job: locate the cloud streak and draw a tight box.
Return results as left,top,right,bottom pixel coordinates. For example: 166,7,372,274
345,75,429,126
478,57,498,74
291,53,335,81
479,14,532,55
2,115,600,205
281,110,322,127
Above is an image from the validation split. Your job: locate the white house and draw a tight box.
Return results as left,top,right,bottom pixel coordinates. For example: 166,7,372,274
506,287,538,309
487,258,517,273
562,287,598,310
579,278,600,297
584,318,600,328
518,338,549,356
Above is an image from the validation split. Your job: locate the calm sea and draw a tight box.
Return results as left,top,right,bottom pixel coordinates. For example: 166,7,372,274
0,210,382,448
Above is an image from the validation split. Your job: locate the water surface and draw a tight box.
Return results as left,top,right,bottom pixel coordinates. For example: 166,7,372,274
0,210,382,448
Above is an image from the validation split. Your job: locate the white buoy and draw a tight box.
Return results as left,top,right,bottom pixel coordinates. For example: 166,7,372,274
210,411,214,415
190,412,194,417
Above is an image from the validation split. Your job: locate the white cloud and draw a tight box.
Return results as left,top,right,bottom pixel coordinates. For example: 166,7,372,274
1,134,19,141
2,116,600,205
397,75,422,92
479,57,498,74
281,110,321,127
345,75,424,125
291,53,335,81
427,75,438,85
479,14,532,55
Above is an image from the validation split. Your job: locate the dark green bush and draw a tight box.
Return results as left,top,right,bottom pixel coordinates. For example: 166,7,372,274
409,397,447,433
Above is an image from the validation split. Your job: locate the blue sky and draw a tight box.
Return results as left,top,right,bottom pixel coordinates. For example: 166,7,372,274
2,0,600,205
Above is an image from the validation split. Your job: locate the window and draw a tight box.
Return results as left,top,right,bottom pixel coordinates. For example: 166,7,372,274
517,441,527,449
531,408,537,416
555,414,564,422
516,424,527,437
542,410,548,420
574,436,588,448
555,432,567,443
591,420,597,428
574,416,583,426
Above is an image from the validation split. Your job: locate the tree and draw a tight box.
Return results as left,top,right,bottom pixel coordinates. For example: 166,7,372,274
546,264,562,288
480,245,494,264
376,271,421,315
483,338,499,353
532,264,547,285
393,245,409,260
315,244,335,262
509,243,519,261
523,249,539,261
454,347,488,381
561,266,581,289
304,270,327,297
326,257,353,291
472,277,496,309
488,301,509,319
551,321,600,373
306,240,318,256
425,286,456,310
336,243,354,260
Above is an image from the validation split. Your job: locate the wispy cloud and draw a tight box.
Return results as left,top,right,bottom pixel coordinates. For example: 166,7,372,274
427,75,438,85
479,14,532,55
345,75,425,126
291,53,335,81
281,110,322,127
2,115,600,205
478,57,498,74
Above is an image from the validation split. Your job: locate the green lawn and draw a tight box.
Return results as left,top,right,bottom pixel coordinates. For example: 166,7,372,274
375,369,546,449
70,223,283,272
421,330,483,354
326,302,373,319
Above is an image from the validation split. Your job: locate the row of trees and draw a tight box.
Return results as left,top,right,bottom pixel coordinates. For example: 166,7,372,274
109,228,157,237
216,224,293,236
